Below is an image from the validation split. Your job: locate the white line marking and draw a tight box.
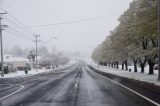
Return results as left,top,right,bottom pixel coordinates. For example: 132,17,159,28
0,85,24,101
75,72,81,88
87,67,160,106
75,83,78,88
75,77,80,88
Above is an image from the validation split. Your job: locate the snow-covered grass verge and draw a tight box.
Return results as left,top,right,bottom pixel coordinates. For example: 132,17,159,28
0,60,77,78
92,63,160,86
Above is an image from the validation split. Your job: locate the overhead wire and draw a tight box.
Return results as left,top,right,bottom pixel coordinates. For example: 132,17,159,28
7,13,35,34
8,26,33,39
5,17,34,35
0,8,35,34
0,7,35,42
40,37,57,47
4,29,33,41
7,26,33,40
11,13,122,28
0,8,123,46
1,8,122,29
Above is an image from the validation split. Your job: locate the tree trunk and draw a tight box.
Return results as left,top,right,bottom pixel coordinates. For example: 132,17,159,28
112,63,114,68
140,64,145,73
133,60,137,72
124,60,128,71
122,62,124,70
148,64,154,75
104,62,107,66
147,59,155,75
138,58,146,73
158,70,160,81
52,64,54,69
117,61,119,69
113,62,116,68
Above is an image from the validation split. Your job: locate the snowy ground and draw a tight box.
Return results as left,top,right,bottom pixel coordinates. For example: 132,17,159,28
91,63,160,86
0,60,77,78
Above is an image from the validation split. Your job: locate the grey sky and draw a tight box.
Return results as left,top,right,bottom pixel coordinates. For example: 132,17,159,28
1,0,133,56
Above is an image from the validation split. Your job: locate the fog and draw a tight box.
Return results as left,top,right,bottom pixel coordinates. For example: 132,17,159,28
0,0,133,57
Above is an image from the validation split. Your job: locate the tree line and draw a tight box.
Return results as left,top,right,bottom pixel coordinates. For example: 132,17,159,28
38,51,70,68
4,45,70,67
91,0,160,80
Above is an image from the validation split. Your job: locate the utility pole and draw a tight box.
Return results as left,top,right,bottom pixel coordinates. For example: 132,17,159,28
33,35,41,72
0,12,7,77
158,0,160,81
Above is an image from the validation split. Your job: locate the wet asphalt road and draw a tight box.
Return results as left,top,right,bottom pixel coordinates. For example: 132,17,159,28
0,63,156,106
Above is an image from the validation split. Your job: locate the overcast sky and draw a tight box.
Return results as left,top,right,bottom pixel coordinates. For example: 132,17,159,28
0,0,133,56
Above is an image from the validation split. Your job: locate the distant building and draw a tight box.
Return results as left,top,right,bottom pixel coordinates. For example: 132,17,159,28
0,54,31,72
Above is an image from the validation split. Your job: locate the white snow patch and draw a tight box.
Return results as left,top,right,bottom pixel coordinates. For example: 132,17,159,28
0,60,77,78
92,63,160,86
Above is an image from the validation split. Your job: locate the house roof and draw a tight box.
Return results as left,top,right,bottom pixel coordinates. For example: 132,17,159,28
0,54,29,62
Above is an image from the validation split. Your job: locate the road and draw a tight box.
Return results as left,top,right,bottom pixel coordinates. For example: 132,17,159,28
0,62,157,106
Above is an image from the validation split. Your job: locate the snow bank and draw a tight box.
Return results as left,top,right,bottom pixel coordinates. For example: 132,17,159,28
0,68,52,78
92,63,160,86
0,60,77,78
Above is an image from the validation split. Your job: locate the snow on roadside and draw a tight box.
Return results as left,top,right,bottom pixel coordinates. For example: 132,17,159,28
0,68,49,78
0,60,77,78
92,63,160,86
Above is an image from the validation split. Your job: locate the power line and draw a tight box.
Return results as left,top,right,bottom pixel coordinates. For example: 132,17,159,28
0,8,35,34
5,18,34,35
7,13,35,34
4,29,32,41
1,8,122,28
5,28,33,41
14,13,122,28
8,26,33,39
40,36,57,46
